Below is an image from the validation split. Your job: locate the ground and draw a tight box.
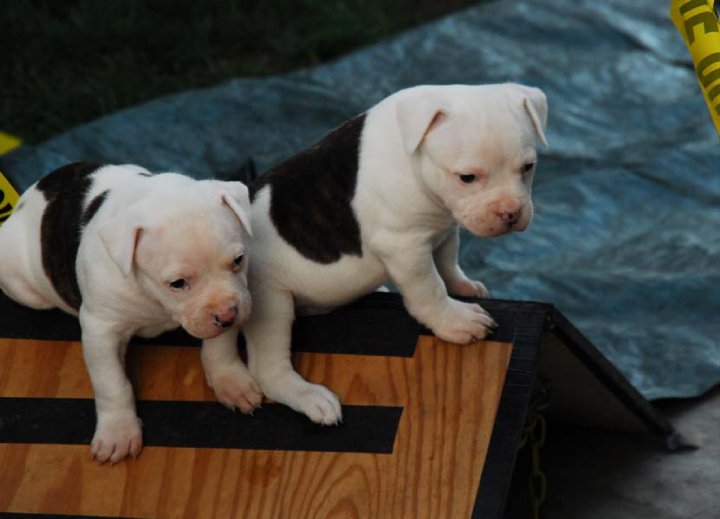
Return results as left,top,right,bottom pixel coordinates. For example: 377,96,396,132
542,387,720,519
0,0,479,143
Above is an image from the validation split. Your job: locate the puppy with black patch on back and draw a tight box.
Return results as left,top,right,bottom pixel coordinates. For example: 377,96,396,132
0,163,258,463
203,83,548,425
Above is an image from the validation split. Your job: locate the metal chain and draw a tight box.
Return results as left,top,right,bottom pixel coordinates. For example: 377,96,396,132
519,385,550,519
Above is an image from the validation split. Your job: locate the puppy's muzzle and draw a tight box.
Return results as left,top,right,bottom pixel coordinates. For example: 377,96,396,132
213,305,239,329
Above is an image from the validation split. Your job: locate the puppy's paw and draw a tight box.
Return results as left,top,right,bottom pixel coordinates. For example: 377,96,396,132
431,299,497,344
445,276,490,298
91,413,143,464
294,383,343,425
209,368,264,414
257,370,342,425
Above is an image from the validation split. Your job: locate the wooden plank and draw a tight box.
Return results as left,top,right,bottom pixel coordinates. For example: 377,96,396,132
0,336,511,518
0,339,214,401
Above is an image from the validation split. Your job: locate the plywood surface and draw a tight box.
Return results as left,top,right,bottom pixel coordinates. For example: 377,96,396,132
0,336,511,519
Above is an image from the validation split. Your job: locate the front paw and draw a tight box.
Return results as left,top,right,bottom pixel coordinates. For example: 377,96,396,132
294,383,343,426
431,299,498,344
445,276,490,298
262,375,343,426
206,366,264,414
91,412,143,464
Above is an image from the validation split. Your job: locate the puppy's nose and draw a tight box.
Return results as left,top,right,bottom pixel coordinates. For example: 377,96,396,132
213,306,238,328
497,210,520,226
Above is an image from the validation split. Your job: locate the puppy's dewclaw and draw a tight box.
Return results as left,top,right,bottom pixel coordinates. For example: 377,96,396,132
0,163,257,463
229,83,548,423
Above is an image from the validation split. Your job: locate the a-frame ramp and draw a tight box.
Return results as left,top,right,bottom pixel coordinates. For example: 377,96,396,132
0,292,683,518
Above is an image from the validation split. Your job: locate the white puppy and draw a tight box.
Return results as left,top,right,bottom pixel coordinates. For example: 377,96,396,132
204,83,548,425
0,163,259,462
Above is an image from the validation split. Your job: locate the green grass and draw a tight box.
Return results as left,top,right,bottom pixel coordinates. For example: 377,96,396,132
1,0,479,144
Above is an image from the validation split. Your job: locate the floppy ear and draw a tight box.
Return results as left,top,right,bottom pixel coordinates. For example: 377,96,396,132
519,86,548,147
98,215,143,277
221,182,253,237
395,91,449,154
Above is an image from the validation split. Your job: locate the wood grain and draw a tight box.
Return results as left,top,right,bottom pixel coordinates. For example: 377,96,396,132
0,336,511,519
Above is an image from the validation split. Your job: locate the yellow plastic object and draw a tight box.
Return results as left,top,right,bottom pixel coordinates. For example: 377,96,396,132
0,131,22,155
0,170,20,225
0,131,22,224
671,0,720,136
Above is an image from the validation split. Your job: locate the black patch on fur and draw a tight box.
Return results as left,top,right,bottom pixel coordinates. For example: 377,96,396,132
137,171,152,177
82,190,109,225
36,161,102,200
250,114,365,264
38,162,104,310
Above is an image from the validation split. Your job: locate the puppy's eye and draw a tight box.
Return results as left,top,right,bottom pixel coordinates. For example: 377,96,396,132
459,174,477,184
233,255,244,268
169,279,188,290
522,163,535,174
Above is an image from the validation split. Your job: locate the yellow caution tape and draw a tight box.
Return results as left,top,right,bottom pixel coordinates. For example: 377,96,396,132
0,131,22,224
0,170,20,225
671,0,720,136
0,131,22,155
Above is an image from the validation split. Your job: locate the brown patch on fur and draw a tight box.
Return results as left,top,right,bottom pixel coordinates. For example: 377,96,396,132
38,162,104,310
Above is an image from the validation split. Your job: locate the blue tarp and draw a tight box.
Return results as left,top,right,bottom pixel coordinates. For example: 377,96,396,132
2,0,719,399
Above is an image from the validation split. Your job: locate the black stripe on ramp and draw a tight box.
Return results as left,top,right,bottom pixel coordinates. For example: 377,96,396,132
0,292,425,356
0,292,517,356
0,397,402,454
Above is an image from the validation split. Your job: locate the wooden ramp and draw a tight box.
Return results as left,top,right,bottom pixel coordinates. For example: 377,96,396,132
0,292,681,518
0,293,540,519
0,336,510,519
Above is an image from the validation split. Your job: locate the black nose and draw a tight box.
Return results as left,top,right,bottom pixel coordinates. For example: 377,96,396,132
498,210,519,226
213,314,236,328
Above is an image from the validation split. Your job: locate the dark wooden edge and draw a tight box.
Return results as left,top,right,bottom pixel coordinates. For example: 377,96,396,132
548,308,695,451
472,302,551,519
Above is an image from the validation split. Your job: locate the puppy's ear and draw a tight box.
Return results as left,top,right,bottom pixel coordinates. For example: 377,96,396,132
396,91,449,154
221,182,253,237
517,86,548,147
98,216,143,277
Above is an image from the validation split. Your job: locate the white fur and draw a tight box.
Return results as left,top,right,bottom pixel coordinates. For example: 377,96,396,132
0,165,259,463
208,83,549,425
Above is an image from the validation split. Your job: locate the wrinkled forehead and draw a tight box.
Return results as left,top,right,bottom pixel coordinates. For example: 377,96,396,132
430,99,536,170
142,210,244,262
469,89,535,139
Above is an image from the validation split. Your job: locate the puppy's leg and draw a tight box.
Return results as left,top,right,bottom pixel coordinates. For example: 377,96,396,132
201,329,263,413
245,287,342,425
433,227,489,298
378,236,497,344
80,308,142,464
